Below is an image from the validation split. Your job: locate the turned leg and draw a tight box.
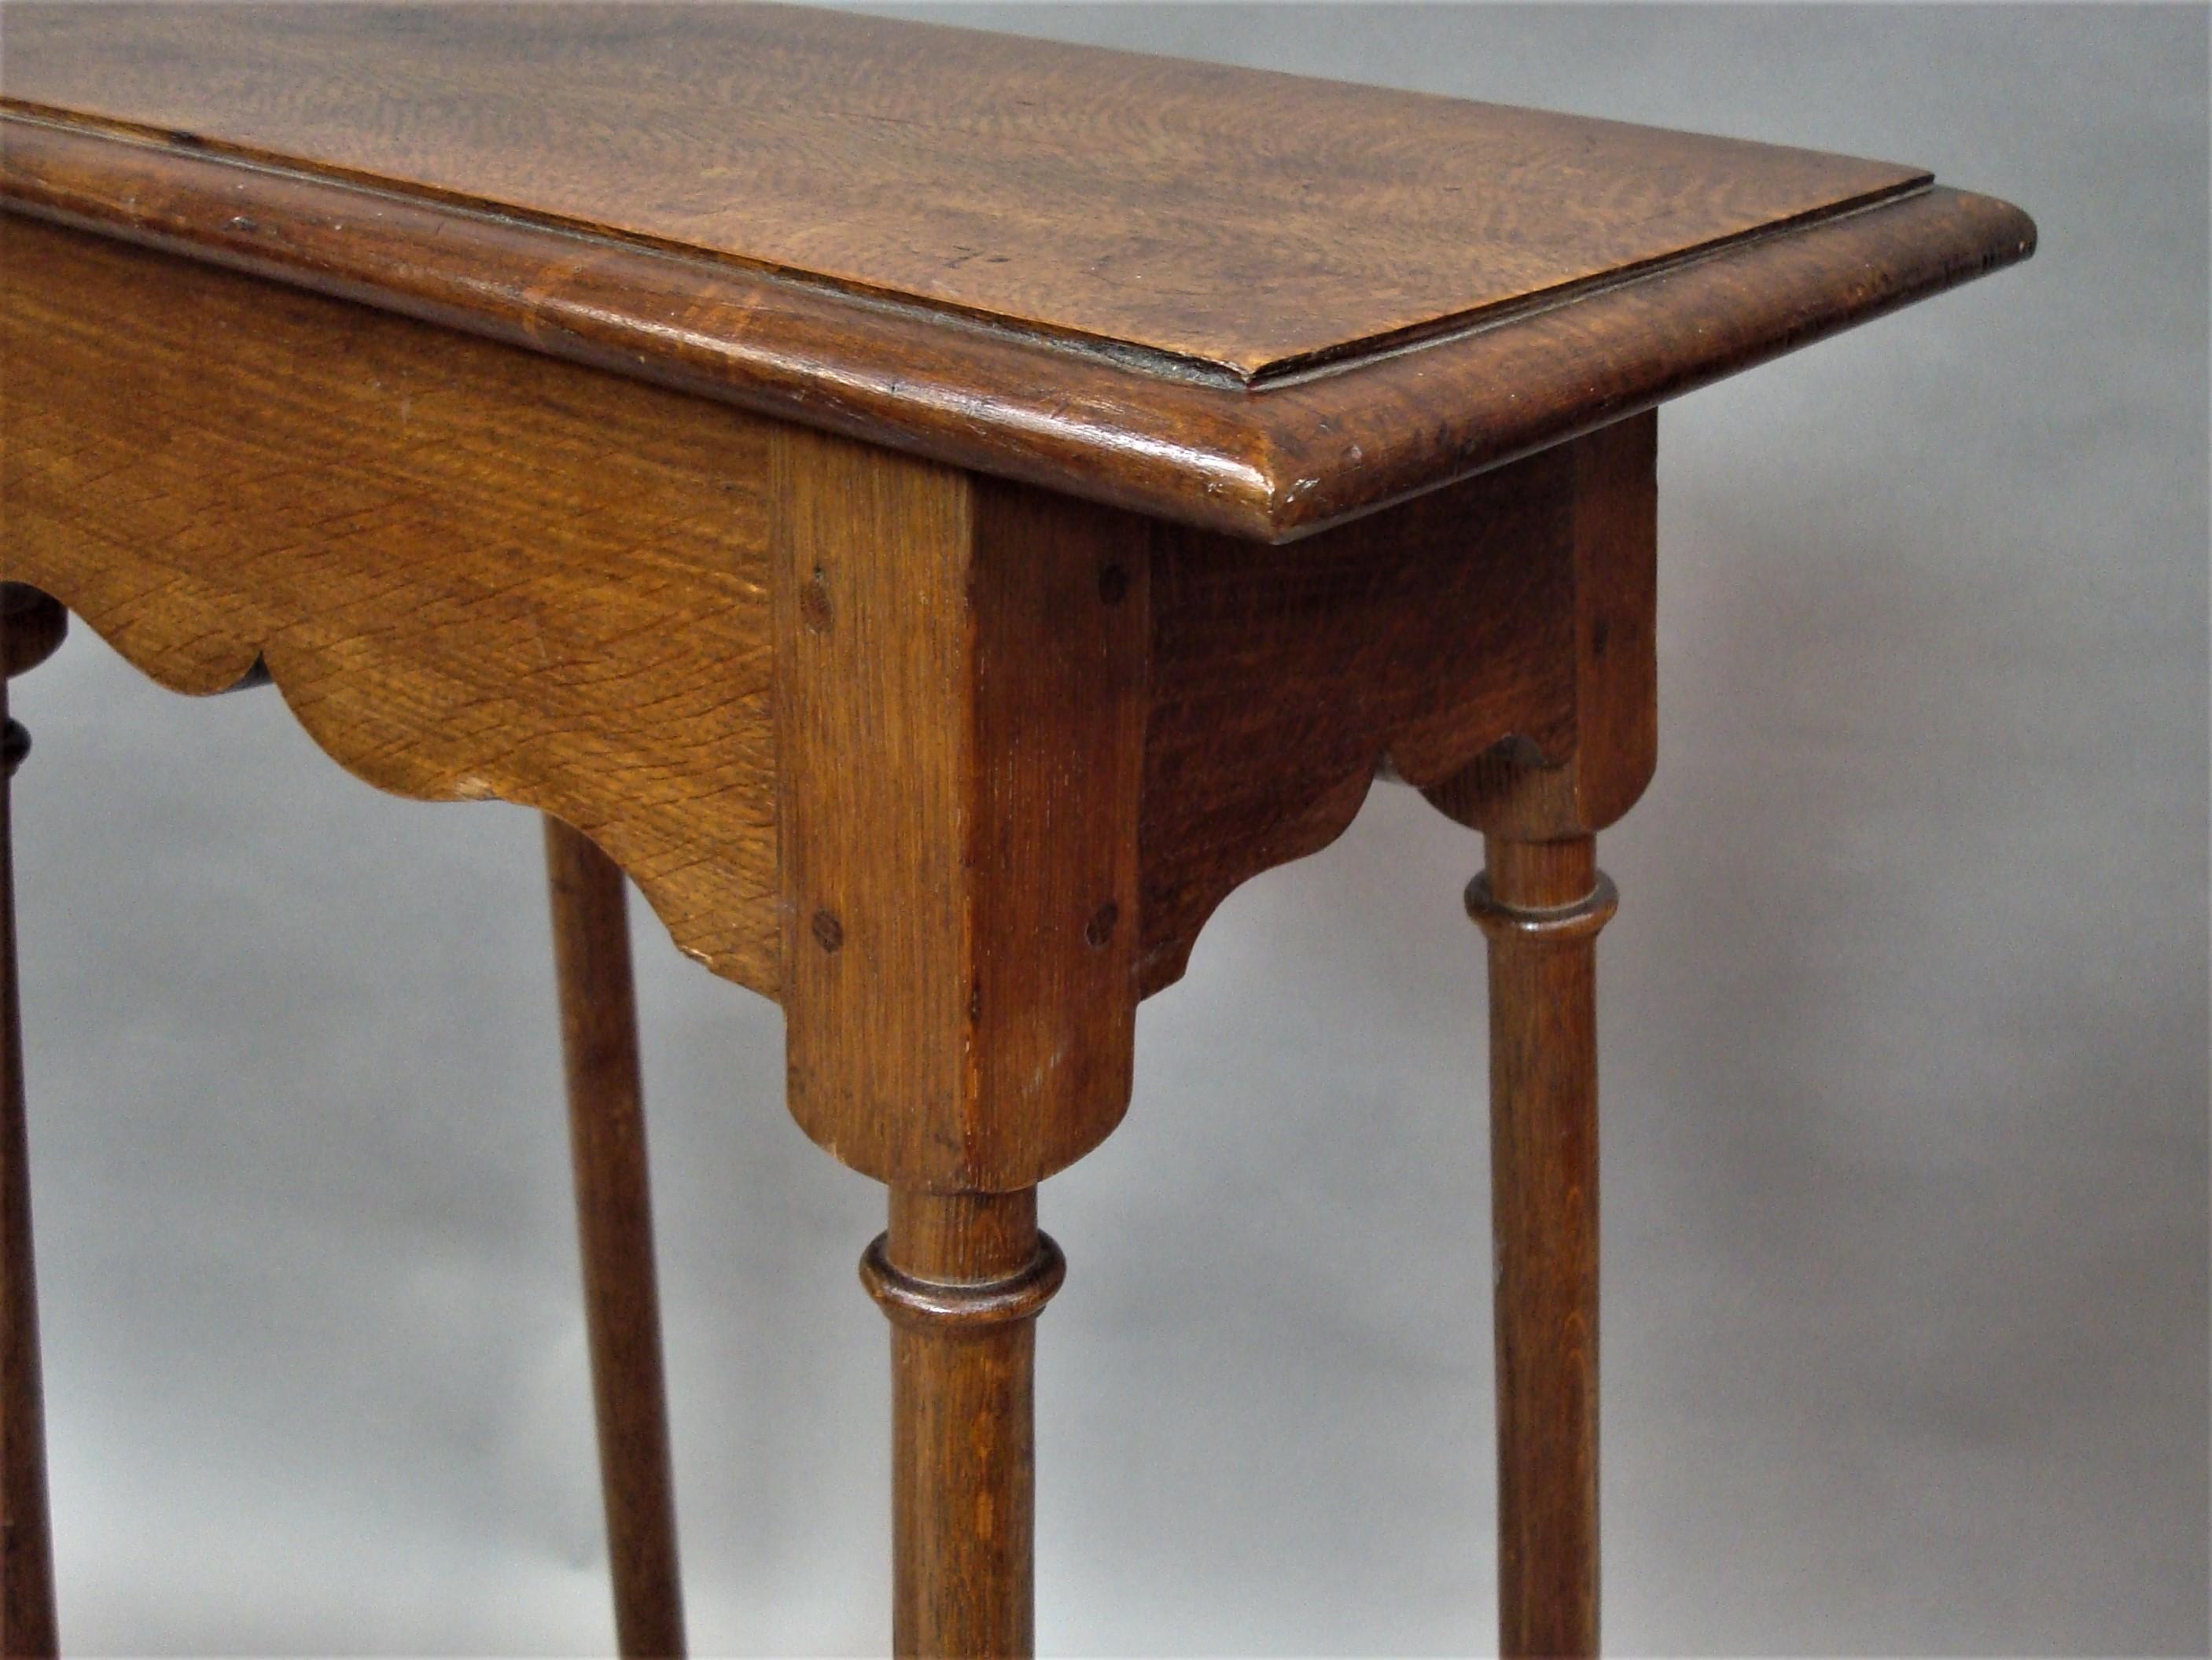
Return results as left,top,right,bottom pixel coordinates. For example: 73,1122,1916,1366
860,1189,1065,1659
771,430,1143,1655
2,589,63,1660
1467,834,1617,1658
544,818,686,1658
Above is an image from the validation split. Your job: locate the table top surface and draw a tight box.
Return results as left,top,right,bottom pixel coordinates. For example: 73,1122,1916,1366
0,3,2034,539
2,2,1927,381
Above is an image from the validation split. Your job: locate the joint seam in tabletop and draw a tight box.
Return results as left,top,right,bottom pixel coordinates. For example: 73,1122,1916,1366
1247,176,1938,391
0,106,1966,375
0,108,2033,541
0,106,1257,392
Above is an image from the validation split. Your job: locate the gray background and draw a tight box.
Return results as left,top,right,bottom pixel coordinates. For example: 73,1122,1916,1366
13,3,2205,1654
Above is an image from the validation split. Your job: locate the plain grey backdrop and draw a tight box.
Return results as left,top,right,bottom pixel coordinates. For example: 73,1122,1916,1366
13,2,2206,1654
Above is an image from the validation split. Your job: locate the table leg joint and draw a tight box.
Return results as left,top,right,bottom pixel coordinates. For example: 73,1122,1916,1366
862,1231,1067,1332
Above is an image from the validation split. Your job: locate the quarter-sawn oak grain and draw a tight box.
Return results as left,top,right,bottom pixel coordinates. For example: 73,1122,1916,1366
0,6,2042,1654
0,210,1665,1016
0,6,2036,539
0,2,1929,379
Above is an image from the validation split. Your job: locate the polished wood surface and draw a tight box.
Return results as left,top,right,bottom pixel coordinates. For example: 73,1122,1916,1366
0,2,1927,378
1470,837,1615,1658
0,211,1657,1018
0,9,2033,538
0,7,2040,1650
862,1188,1064,1658
0,590,63,1660
544,819,686,1659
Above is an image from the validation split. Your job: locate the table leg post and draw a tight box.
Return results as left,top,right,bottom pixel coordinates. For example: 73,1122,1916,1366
1467,834,1616,1660
771,429,1142,1654
544,817,686,1659
1,641,57,1658
861,1187,1065,1659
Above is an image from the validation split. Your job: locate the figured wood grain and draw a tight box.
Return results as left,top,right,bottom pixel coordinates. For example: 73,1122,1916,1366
772,426,1149,1191
0,205,1656,1025
0,2,1931,379
0,11,2041,1652
543,819,686,1659
0,19,2034,539
0,214,782,992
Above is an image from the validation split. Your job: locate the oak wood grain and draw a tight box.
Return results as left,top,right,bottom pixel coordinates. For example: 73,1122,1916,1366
0,211,1660,1020
1139,439,1585,991
771,425,1149,1191
0,2,1930,380
0,11,2041,1651
0,214,782,992
0,13,2035,540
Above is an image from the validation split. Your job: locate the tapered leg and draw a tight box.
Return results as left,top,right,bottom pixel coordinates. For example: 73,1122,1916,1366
861,1187,1065,1659
544,818,686,1659
1,674,57,1658
1468,834,1616,1660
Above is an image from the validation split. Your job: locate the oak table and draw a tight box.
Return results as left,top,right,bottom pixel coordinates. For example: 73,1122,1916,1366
0,7,2032,1655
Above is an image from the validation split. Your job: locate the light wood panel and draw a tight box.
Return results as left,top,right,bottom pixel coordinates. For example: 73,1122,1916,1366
0,214,781,991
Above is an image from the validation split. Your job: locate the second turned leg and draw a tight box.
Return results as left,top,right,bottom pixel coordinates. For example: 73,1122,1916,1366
1468,834,1617,1659
1,675,57,1660
2,589,64,1660
545,818,686,1658
861,1187,1066,1659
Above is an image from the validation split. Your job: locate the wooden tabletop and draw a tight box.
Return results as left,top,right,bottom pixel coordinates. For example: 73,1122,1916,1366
0,3,2035,539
